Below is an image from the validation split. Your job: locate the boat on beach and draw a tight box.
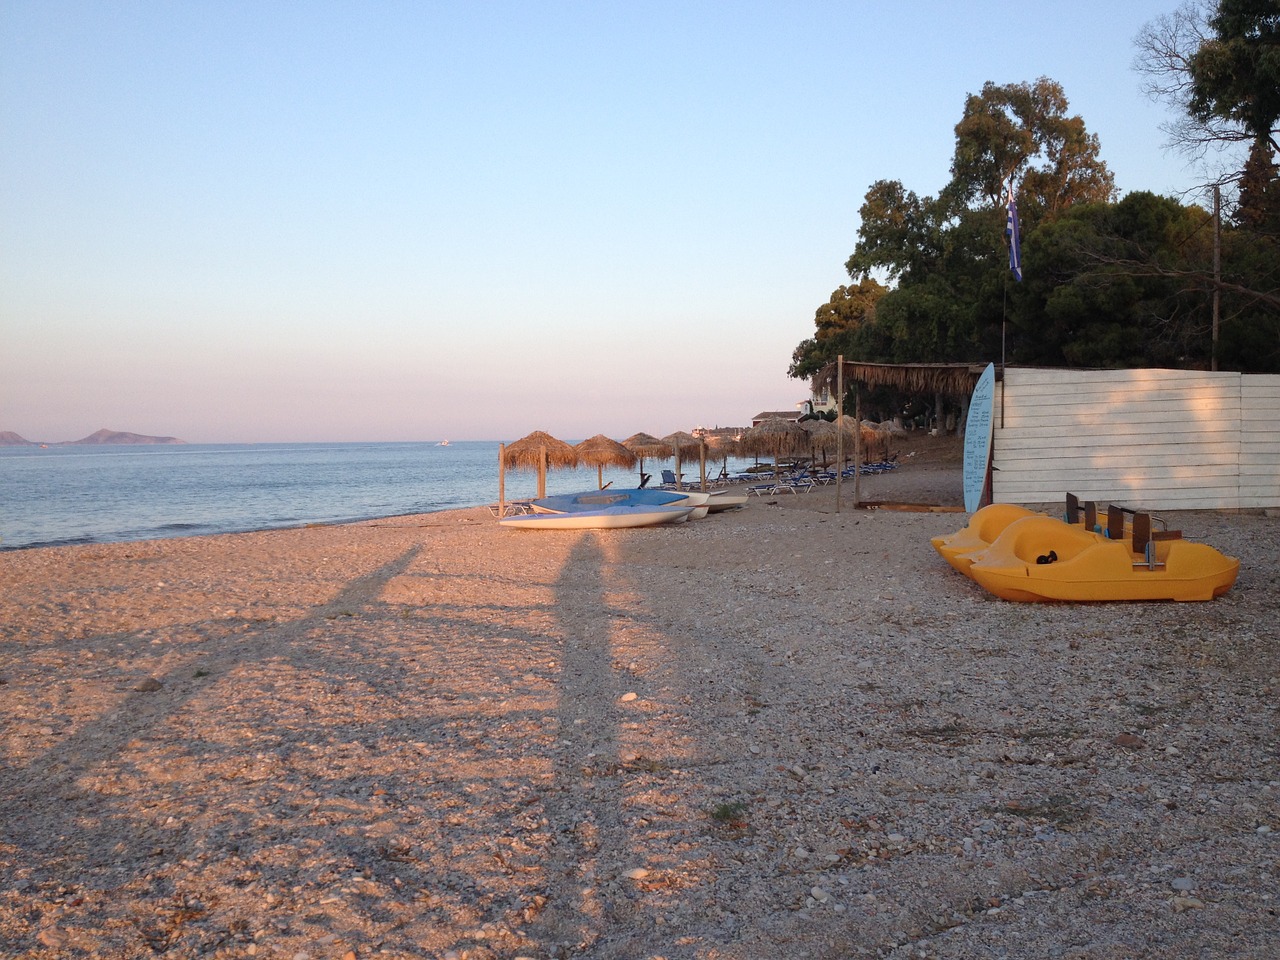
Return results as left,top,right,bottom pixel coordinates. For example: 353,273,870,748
934,503,1239,602
931,503,1039,574
963,514,1239,602
530,488,716,520
498,504,693,530
705,490,749,513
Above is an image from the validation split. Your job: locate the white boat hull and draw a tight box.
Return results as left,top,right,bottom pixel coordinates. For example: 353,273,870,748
499,505,693,530
705,491,748,512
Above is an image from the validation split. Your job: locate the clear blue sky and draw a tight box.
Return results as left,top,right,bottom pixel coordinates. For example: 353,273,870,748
2,0,1201,443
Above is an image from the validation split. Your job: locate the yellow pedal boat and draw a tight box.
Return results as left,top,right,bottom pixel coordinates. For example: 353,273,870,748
932,494,1137,577
960,514,1239,603
930,503,1040,574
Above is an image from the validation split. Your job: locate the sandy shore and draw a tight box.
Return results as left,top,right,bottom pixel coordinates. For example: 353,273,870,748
2,441,1277,959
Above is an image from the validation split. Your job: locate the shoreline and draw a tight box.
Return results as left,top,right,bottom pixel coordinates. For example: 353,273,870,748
2,450,1277,957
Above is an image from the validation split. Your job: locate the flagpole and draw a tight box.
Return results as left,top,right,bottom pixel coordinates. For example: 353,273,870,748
1001,284,1007,428
1002,176,1022,428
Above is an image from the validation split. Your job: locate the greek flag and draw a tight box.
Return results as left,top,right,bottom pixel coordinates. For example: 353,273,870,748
1005,188,1022,282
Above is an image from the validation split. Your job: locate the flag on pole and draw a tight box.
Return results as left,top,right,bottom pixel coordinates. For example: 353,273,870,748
1005,184,1022,282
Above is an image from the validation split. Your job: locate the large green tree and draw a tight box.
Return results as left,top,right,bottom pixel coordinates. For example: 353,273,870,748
788,278,888,380
1187,0,1280,151
1009,192,1215,367
1009,188,1280,371
805,78,1113,370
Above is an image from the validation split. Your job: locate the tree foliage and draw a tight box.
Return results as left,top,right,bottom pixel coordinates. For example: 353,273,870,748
1187,0,1280,151
788,278,888,380
817,78,1113,369
950,79,1116,221
791,53,1280,389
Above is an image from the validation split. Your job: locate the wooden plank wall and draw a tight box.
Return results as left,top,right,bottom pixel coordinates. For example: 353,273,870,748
1241,374,1280,508
991,368,1280,510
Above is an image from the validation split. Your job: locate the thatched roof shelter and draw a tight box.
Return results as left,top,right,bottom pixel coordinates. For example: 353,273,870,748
574,434,637,489
503,431,579,470
741,418,806,479
660,431,703,457
622,432,671,459
813,361,989,398
661,431,704,490
704,434,740,458
622,432,672,487
501,431,579,500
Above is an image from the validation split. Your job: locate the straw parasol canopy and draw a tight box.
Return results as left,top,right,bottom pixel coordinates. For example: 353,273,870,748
661,431,703,490
741,418,806,480
622,432,672,486
574,434,637,489
704,434,740,483
800,419,839,467
502,430,579,499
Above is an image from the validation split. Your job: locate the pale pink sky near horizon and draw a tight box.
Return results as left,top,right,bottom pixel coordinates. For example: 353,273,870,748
3,1,1205,444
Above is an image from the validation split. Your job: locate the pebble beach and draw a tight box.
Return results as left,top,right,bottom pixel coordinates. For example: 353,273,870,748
1,436,1277,959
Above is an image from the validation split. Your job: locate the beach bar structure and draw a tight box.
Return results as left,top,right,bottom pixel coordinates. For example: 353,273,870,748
815,360,1280,512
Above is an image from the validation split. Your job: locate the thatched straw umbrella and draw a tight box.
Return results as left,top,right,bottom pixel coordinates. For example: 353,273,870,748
741,418,805,481
704,434,740,483
800,419,839,468
574,434,637,489
622,432,672,488
861,420,892,461
501,430,578,501
661,431,703,490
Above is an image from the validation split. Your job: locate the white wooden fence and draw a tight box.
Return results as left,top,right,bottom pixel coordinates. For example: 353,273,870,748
991,368,1280,510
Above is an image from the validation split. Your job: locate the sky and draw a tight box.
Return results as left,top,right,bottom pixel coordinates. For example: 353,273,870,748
1,0,1205,443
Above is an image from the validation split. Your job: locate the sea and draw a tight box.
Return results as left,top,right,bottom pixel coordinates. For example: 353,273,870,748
0,442,754,551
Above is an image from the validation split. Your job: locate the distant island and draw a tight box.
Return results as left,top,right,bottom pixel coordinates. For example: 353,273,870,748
0,428,186,446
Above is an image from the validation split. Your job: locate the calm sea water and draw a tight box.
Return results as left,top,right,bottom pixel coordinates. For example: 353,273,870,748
0,442,751,550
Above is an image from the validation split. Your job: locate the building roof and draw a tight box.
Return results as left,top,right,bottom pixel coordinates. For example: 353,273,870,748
750,410,800,424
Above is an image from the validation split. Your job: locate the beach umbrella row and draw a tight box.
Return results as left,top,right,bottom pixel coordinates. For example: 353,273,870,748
500,427,756,505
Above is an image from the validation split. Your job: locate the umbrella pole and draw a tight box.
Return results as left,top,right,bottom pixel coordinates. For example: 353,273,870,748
597,464,604,489
499,443,506,517
854,384,863,507
538,447,547,499
836,356,843,513
699,442,707,491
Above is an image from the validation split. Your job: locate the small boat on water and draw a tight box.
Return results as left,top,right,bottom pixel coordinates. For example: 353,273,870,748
499,505,693,530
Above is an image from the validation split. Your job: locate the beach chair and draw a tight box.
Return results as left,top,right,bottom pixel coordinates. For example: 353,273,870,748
659,469,681,489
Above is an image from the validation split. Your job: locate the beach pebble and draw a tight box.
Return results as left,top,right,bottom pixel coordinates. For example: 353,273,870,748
37,929,66,949
623,868,649,880
619,692,638,703
810,886,830,903
134,677,163,692
1171,877,1196,891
